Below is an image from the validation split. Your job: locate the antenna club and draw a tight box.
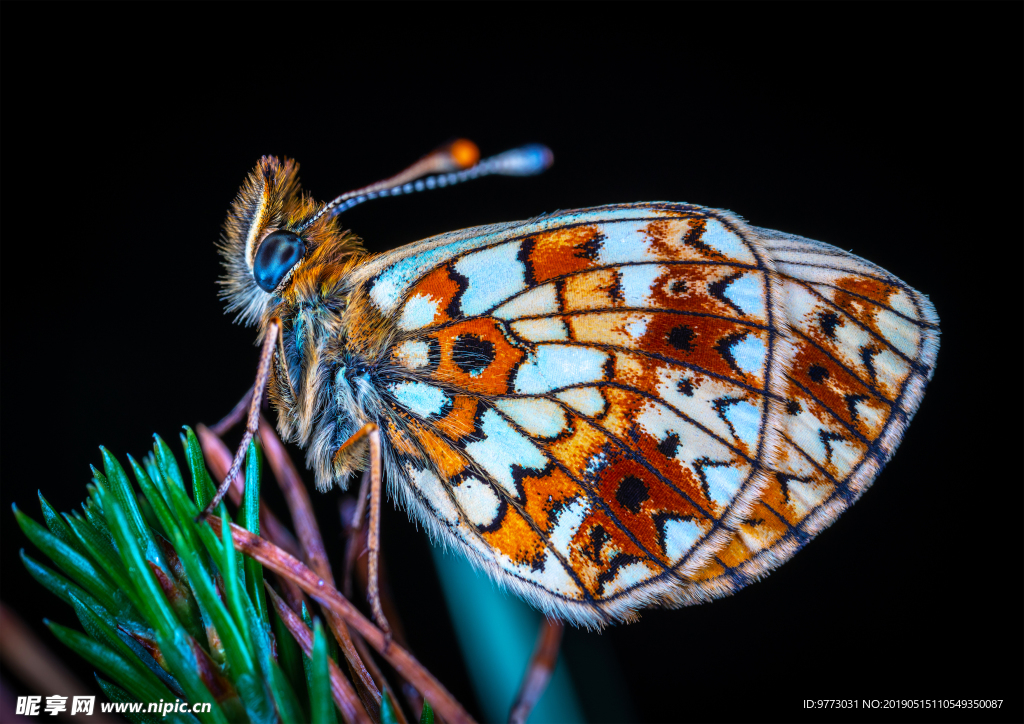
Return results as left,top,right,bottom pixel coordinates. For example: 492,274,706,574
524,144,554,173
493,144,554,176
449,139,480,169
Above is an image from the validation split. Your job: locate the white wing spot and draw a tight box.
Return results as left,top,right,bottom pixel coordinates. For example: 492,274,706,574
398,293,441,331
555,387,607,417
452,476,501,528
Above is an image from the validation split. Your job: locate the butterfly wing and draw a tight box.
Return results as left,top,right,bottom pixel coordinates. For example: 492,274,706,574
683,227,940,600
346,204,938,627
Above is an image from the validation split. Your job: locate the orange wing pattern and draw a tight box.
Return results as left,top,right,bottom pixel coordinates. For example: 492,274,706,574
683,228,939,601
341,204,937,627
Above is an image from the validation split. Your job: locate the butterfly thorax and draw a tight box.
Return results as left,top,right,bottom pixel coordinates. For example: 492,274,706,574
263,249,399,489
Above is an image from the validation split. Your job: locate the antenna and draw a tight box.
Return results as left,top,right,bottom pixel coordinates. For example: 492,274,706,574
298,140,553,232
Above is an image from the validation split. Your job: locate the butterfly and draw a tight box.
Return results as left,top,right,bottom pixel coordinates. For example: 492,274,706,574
210,140,939,630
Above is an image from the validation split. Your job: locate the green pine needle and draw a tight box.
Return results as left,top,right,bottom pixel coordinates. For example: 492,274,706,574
380,688,399,724
15,432,352,723
420,699,435,724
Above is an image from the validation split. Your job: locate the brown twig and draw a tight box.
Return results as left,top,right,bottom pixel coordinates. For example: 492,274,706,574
508,619,564,724
257,416,383,719
330,423,390,639
207,515,477,724
351,633,411,724
256,415,332,581
265,586,372,724
342,474,372,601
0,601,121,724
344,497,418,722
352,521,410,650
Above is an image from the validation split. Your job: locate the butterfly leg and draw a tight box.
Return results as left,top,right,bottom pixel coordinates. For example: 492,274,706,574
333,422,392,643
200,319,280,518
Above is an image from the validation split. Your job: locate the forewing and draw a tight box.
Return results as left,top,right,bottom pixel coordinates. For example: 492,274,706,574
370,205,793,626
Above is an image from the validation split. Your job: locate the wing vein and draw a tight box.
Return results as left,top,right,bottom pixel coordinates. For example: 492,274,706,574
790,279,924,369
790,327,896,407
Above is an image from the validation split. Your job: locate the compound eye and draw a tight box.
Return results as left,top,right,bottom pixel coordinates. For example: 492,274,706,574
253,230,305,292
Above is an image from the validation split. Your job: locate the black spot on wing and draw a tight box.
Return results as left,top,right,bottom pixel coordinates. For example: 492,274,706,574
657,432,681,459
582,524,611,564
819,310,842,339
609,269,625,304
808,364,830,383
668,325,696,352
615,475,649,514
575,233,606,262
452,334,496,375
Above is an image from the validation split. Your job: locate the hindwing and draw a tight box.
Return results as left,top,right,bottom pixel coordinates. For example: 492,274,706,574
347,204,938,626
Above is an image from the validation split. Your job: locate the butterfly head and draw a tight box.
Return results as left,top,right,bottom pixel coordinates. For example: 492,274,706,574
218,156,363,327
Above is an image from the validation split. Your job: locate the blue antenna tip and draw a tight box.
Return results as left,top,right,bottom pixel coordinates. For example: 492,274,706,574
493,144,554,176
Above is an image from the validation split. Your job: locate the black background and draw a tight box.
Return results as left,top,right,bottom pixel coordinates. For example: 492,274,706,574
2,5,1021,724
